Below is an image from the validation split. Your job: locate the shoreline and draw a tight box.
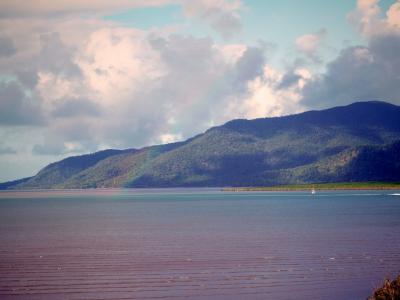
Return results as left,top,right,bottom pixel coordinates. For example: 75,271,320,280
223,182,400,192
0,183,399,193
224,187,400,191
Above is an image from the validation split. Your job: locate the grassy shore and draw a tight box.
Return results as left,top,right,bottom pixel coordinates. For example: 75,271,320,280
223,182,400,192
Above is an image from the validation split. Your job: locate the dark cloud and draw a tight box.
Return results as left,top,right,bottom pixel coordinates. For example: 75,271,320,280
233,47,265,84
0,81,43,125
0,146,16,154
278,71,302,89
39,32,81,78
52,97,101,118
143,34,267,140
152,34,216,73
78,34,268,150
0,37,16,57
15,69,39,88
301,33,400,109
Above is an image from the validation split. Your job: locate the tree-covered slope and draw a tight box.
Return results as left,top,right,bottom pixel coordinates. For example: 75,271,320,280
0,177,32,190
14,149,134,189
59,142,185,188
3,101,400,189
126,101,400,187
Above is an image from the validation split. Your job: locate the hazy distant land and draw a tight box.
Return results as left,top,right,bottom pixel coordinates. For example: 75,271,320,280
224,182,400,191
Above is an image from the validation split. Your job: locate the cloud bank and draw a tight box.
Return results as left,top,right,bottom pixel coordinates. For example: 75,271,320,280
301,0,400,109
0,11,294,158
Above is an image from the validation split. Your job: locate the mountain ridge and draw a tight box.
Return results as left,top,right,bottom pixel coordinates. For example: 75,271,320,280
2,101,400,189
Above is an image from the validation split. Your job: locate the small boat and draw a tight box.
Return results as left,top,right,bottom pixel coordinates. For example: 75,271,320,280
311,188,316,195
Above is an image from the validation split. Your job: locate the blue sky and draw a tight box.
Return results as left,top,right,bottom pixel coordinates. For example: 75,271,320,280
0,0,399,181
104,1,362,41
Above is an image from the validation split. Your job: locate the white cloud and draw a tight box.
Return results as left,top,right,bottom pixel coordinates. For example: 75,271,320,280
348,0,400,37
226,65,309,119
295,29,326,62
216,43,247,64
159,133,183,144
387,1,400,27
2,16,298,166
77,27,164,105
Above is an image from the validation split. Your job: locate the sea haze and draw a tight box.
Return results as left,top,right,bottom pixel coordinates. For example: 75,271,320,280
0,189,400,299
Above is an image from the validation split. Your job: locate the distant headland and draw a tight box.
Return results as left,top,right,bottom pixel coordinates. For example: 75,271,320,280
1,101,400,190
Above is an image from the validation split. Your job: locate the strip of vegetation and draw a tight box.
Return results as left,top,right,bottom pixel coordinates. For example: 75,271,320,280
223,182,400,191
368,275,400,300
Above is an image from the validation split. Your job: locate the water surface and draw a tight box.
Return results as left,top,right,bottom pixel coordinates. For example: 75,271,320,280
0,189,399,299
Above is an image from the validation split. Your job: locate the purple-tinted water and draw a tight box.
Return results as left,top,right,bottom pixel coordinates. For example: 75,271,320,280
0,189,399,300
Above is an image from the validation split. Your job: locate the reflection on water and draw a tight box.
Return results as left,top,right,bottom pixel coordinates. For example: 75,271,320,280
0,189,399,300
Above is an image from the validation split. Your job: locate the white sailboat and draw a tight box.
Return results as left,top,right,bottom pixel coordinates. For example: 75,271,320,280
311,187,316,195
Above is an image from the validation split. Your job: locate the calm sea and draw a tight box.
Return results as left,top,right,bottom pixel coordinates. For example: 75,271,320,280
0,189,399,300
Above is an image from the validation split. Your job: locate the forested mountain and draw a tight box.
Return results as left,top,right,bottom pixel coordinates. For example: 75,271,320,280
3,101,400,189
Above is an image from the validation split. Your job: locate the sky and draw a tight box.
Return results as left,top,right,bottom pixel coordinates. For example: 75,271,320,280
0,0,399,181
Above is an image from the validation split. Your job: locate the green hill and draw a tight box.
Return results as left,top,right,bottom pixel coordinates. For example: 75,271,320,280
3,101,400,189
